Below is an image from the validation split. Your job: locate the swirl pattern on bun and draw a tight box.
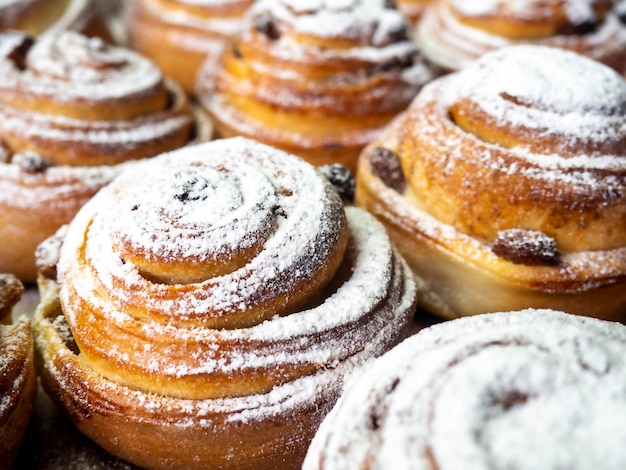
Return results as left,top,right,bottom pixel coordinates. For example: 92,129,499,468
197,0,434,171
417,0,626,73
356,45,626,320
305,309,626,470
0,31,211,280
125,0,254,94
33,137,416,470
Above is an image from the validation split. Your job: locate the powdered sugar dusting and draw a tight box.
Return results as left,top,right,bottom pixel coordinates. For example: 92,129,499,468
418,0,626,71
453,0,597,23
453,45,626,148
304,310,626,469
0,315,31,416
56,137,416,392
2,31,162,102
244,0,427,78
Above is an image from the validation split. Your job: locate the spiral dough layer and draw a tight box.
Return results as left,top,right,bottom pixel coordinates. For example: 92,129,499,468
356,45,626,320
305,309,626,470
197,0,433,171
0,30,210,280
0,274,35,468
417,0,626,73
34,137,416,470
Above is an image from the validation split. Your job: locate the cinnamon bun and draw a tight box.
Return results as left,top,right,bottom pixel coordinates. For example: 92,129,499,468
417,0,626,73
125,0,254,94
33,137,416,470
0,30,212,281
196,0,434,172
356,45,626,321
304,309,626,470
0,273,35,468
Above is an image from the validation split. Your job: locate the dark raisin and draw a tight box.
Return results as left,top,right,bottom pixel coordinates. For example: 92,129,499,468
12,152,49,173
492,228,560,266
173,176,209,202
384,0,397,9
369,147,406,193
272,205,287,218
559,19,598,35
1,32,34,70
254,13,281,41
318,164,356,202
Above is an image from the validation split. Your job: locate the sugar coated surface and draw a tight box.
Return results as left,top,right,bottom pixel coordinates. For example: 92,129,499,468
304,310,626,470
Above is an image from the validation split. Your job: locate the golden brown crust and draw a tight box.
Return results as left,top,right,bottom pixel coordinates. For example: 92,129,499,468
0,31,212,281
417,0,626,73
0,273,35,469
0,0,114,42
355,46,626,321
125,0,254,94
197,0,433,172
33,138,416,469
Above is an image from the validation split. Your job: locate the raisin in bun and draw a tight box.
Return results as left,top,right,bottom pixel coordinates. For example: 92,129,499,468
33,137,416,470
356,45,626,321
197,0,434,172
0,30,211,281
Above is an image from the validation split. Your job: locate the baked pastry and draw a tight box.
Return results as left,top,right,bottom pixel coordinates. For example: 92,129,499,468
196,0,434,172
304,308,626,470
0,30,212,281
0,273,35,468
0,0,113,42
125,0,254,94
33,137,416,470
356,45,626,321
417,0,626,73
396,0,434,26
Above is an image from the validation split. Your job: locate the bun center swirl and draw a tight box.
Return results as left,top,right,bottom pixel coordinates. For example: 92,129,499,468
109,159,281,284
450,0,613,38
0,30,167,121
449,45,626,157
60,138,348,331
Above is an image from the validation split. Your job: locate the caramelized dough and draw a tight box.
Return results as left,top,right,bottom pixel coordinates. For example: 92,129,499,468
0,0,113,42
197,0,433,172
0,274,35,469
125,0,254,94
417,0,626,73
356,46,626,321
305,309,626,470
0,31,212,281
33,138,416,470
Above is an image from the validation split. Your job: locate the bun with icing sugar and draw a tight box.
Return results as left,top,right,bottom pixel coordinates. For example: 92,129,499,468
32,137,416,470
125,0,254,94
356,45,626,321
0,273,35,468
304,309,626,470
417,0,626,73
0,30,212,281
196,0,434,172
